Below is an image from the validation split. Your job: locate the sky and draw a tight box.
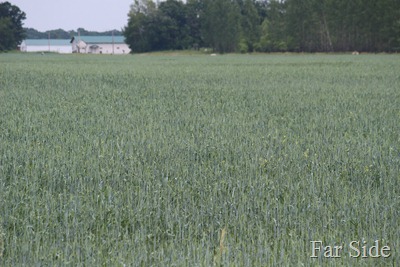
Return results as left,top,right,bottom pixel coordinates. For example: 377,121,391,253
8,0,135,32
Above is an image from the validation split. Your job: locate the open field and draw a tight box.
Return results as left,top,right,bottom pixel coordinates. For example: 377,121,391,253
0,53,399,266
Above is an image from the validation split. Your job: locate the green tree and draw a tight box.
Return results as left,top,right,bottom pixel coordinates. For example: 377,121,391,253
0,1,26,51
145,11,176,51
284,0,400,52
124,0,204,52
124,11,150,52
47,29,71,39
124,0,157,52
257,0,288,52
186,0,204,49
238,0,261,52
123,0,400,53
159,0,191,49
24,27,47,39
202,0,241,53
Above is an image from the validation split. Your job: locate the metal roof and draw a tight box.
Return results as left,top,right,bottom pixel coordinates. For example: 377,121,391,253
73,36,126,44
22,39,72,46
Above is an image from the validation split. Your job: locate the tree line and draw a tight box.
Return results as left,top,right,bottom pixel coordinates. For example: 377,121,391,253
124,0,400,53
25,28,123,39
2,0,400,53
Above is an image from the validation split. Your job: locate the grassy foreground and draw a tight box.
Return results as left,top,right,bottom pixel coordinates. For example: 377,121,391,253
0,53,399,266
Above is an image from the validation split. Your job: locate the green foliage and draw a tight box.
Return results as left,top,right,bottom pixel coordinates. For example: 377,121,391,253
0,1,26,51
0,17,14,51
159,0,192,49
238,0,261,52
202,0,241,53
238,38,248,53
124,0,193,52
123,0,400,53
284,0,400,52
0,53,399,266
256,1,288,52
124,10,151,52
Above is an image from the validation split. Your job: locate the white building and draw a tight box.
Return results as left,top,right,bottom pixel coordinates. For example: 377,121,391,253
20,39,72,53
71,36,130,54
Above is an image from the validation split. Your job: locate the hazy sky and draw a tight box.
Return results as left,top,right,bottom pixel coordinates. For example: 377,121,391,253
8,0,134,31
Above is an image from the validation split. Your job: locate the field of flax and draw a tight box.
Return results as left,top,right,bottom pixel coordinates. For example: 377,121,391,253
0,53,399,266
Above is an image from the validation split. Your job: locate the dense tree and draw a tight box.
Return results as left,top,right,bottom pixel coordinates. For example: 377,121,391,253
284,0,400,52
124,0,158,52
158,0,192,49
185,0,204,48
24,28,47,39
256,0,288,52
46,29,71,39
0,17,14,50
0,1,26,51
202,0,241,53
238,0,261,52
123,0,400,53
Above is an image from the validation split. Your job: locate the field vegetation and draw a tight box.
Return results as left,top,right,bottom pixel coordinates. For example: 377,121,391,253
0,53,399,266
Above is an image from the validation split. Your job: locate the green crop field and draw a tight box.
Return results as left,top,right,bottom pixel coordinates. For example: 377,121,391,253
0,53,399,266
